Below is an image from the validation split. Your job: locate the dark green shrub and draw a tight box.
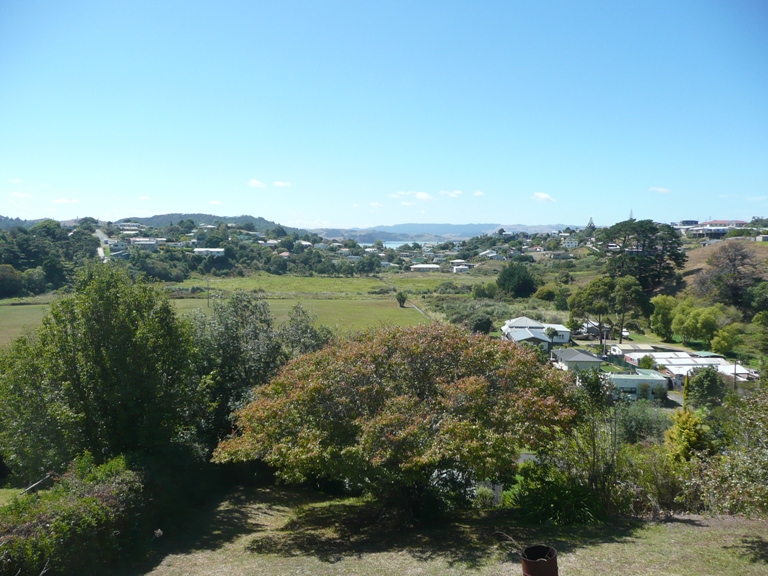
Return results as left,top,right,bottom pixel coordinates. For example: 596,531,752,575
620,443,689,514
618,400,671,444
0,453,144,576
468,313,493,334
512,463,605,525
533,286,556,302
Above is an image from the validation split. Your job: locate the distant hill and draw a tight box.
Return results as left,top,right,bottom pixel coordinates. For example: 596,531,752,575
371,223,501,238
116,214,303,234
310,222,576,242
0,215,44,230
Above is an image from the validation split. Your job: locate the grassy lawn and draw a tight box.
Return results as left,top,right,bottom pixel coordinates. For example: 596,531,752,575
173,298,430,331
123,486,768,576
0,304,50,347
0,488,19,507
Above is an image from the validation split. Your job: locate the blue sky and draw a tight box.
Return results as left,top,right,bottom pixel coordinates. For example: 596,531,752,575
1,1,766,229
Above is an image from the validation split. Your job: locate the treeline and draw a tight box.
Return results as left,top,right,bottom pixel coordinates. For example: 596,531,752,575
0,219,100,297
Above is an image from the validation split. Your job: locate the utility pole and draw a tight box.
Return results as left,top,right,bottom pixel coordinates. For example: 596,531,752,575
207,275,210,308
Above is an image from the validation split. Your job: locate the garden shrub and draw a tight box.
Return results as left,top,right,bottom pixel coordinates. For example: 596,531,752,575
0,453,144,576
618,400,671,444
473,485,495,509
511,463,605,525
619,443,689,514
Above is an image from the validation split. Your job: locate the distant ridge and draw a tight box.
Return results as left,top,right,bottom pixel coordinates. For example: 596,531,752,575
117,213,302,234
0,215,44,230
310,222,576,242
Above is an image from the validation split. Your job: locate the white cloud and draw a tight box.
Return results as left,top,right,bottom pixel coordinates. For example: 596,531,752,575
439,190,462,198
138,195,150,201
9,178,22,184
210,200,222,205
473,190,484,197
649,187,671,194
370,202,383,209
401,201,415,206
10,192,32,199
390,190,434,201
747,195,768,202
248,179,267,188
532,192,556,202
273,181,291,187
53,198,79,204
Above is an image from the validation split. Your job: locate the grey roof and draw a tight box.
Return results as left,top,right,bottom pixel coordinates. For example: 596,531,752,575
552,348,602,363
504,316,545,329
504,328,550,343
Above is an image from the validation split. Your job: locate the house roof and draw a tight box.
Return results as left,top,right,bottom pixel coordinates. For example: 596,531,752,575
504,316,545,329
503,328,550,343
552,348,601,363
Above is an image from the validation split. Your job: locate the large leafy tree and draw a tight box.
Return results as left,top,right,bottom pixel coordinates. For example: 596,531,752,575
214,324,575,515
496,262,538,298
612,275,650,343
693,241,762,311
686,367,727,409
568,276,614,337
191,296,333,452
650,295,677,341
0,265,197,480
597,219,686,293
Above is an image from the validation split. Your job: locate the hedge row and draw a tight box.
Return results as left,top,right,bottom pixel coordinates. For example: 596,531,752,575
0,454,144,576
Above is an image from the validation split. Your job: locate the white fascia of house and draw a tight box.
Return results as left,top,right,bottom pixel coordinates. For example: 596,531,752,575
410,263,441,271
193,248,226,257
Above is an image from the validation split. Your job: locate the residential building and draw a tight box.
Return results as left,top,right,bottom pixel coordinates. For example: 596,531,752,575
551,348,602,372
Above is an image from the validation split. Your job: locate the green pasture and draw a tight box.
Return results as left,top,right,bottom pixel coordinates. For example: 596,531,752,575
173,298,429,332
172,272,477,299
0,298,429,348
0,304,50,347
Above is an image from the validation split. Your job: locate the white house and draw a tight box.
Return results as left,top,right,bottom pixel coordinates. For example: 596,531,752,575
410,263,441,272
500,316,571,349
193,248,226,257
564,239,579,249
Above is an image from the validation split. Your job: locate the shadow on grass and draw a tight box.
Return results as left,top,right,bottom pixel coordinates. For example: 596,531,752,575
243,494,644,568
123,486,649,573
726,535,768,564
119,486,330,575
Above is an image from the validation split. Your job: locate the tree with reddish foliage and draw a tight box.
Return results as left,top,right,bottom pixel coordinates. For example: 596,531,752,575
214,324,576,516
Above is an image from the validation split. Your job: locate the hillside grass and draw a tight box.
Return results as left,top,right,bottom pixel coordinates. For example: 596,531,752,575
171,271,478,298
172,298,430,331
123,486,768,576
0,296,430,347
0,304,50,346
